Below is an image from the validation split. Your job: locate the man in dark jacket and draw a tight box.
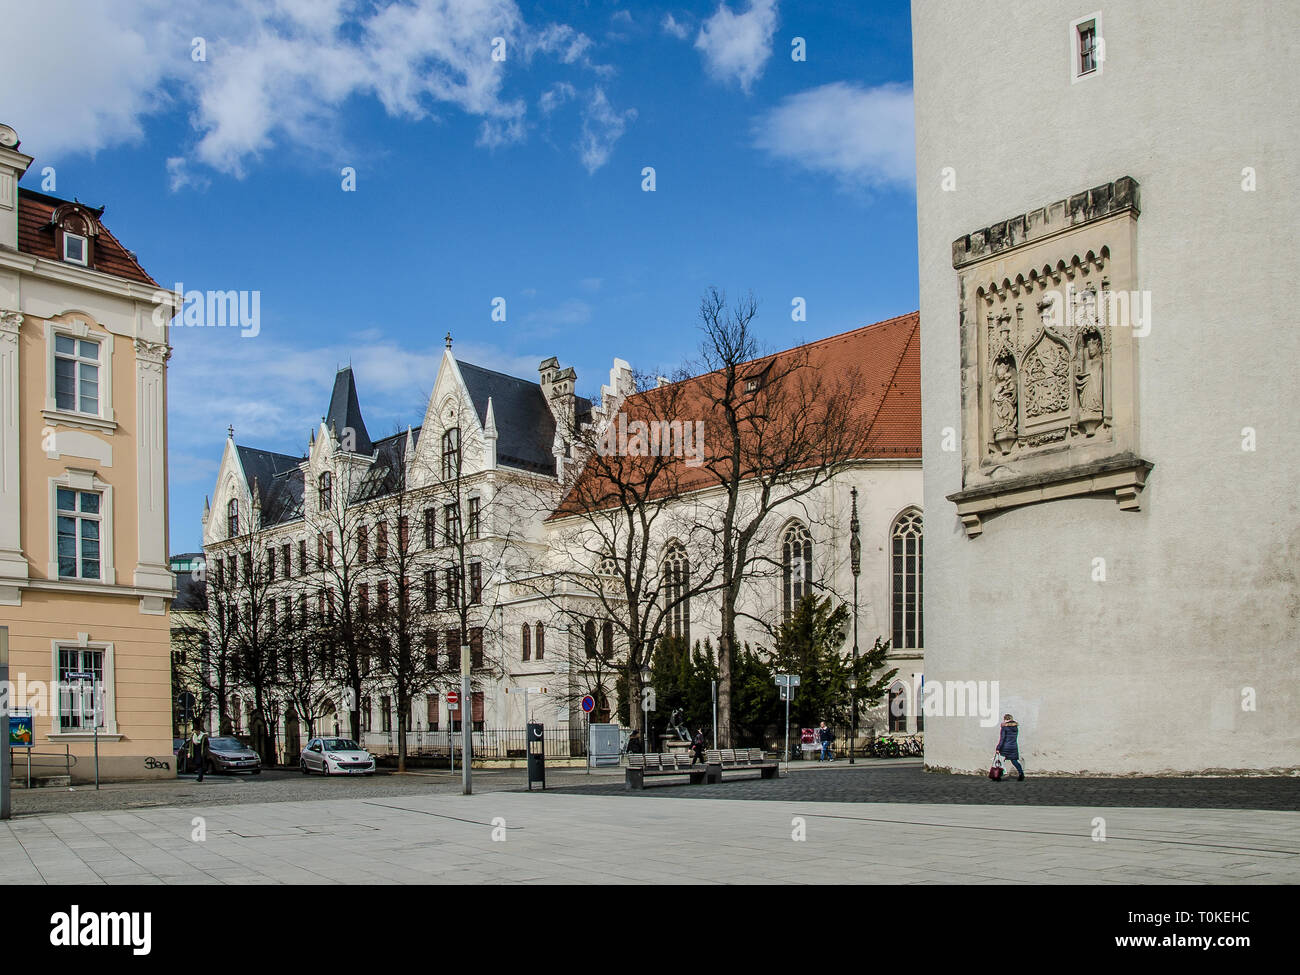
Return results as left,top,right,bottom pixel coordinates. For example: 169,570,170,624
690,729,707,765
818,721,835,762
996,714,1024,780
626,730,643,755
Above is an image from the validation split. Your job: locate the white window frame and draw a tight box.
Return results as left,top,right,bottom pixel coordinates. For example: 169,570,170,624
1070,12,1104,83
54,485,103,581
48,469,115,585
62,232,89,266
889,509,923,654
49,633,119,739
44,319,115,431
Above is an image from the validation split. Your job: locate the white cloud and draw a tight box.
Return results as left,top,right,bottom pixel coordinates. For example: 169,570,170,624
0,0,184,159
752,81,915,189
0,0,623,180
539,82,576,115
661,13,691,41
694,0,779,94
577,87,636,174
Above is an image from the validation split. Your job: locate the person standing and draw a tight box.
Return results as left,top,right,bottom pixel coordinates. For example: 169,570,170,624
626,729,643,755
996,714,1024,780
818,721,835,762
190,722,210,782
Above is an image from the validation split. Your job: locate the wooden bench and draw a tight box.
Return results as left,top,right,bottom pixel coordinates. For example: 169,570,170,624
705,747,780,784
625,751,708,790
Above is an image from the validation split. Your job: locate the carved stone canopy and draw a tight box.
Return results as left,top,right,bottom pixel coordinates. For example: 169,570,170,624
947,177,1151,537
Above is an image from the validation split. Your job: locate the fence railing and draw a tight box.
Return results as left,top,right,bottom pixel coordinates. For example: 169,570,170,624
362,727,588,760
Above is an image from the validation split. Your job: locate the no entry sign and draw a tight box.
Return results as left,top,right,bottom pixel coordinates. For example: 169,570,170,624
447,690,459,710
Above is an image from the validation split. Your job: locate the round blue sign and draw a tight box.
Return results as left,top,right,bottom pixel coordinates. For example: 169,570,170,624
580,695,596,713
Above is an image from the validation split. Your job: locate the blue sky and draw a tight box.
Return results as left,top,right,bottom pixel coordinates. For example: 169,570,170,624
4,0,918,553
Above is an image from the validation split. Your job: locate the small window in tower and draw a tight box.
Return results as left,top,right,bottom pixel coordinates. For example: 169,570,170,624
1070,13,1103,82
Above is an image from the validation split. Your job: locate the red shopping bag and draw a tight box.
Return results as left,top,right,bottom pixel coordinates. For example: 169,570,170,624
988,754,1004,781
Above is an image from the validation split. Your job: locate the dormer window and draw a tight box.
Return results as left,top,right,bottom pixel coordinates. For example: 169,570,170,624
63,233,88,266
49,203,99,269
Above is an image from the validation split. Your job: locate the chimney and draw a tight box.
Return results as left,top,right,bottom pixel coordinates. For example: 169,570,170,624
0,124,34,251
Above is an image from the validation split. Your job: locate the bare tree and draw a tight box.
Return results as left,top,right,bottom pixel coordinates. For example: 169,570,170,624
692,288,863,746
529,369,719,738
302,441,385,743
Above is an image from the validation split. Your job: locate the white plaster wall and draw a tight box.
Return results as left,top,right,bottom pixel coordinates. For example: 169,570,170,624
911,0,1300,773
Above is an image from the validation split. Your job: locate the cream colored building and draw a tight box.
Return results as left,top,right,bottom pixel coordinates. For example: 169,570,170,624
911,3,1300,773
0,123,178,782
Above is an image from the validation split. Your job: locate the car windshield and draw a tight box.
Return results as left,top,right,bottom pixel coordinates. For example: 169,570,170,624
323,739,360,751
209,738,244,750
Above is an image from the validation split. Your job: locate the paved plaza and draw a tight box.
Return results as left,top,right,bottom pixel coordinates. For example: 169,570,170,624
3,763,1297,884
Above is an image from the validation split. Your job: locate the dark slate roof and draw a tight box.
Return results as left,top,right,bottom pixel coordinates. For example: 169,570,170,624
459,361,589,474
236,446,305,527
173,567,208,613
326,367,373,455
350,429,415,504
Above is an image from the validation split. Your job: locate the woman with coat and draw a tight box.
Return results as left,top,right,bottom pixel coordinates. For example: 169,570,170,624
996,714,1024,780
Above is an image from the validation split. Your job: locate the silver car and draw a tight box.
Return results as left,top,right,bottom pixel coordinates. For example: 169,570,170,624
300,737,376,776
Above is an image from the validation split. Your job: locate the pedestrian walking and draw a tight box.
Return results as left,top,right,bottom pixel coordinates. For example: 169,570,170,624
996,714,1024,781
818,721,835,762
189,722,210,782
690,729,707,765
626,729,643,755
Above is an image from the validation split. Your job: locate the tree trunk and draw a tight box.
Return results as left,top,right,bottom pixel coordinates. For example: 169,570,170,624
397,698,408,772
718,602,735,748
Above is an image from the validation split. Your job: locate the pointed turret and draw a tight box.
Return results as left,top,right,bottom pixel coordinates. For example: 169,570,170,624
326,366,373,455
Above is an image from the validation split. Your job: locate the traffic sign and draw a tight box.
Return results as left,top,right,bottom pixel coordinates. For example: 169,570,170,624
774,673,801,687
447,690,459,711
580,695,596,713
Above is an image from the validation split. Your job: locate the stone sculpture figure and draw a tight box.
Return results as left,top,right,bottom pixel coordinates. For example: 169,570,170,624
991,353,1019,454
1075,328,1105,435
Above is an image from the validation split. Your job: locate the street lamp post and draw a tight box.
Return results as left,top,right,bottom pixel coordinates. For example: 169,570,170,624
849,487,861,765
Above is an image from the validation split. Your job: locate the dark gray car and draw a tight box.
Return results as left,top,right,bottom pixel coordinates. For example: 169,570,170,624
202,736,263,775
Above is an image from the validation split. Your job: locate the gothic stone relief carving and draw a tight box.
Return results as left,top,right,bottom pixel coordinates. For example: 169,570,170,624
948,177,1152,537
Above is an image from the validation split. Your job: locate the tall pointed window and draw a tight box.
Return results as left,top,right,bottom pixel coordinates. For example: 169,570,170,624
663,542,690,645
890,510,923,652
227,498,239,538
442,427,461,479
781,522,813,620
318,471,332,511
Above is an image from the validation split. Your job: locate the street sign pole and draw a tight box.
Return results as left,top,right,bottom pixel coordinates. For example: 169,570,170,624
1,626,11,820
460,642,472,795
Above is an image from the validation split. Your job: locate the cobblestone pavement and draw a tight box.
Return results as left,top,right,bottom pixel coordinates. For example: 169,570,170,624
10,760,1299,819
6,767,602,818
542,760,1300,810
